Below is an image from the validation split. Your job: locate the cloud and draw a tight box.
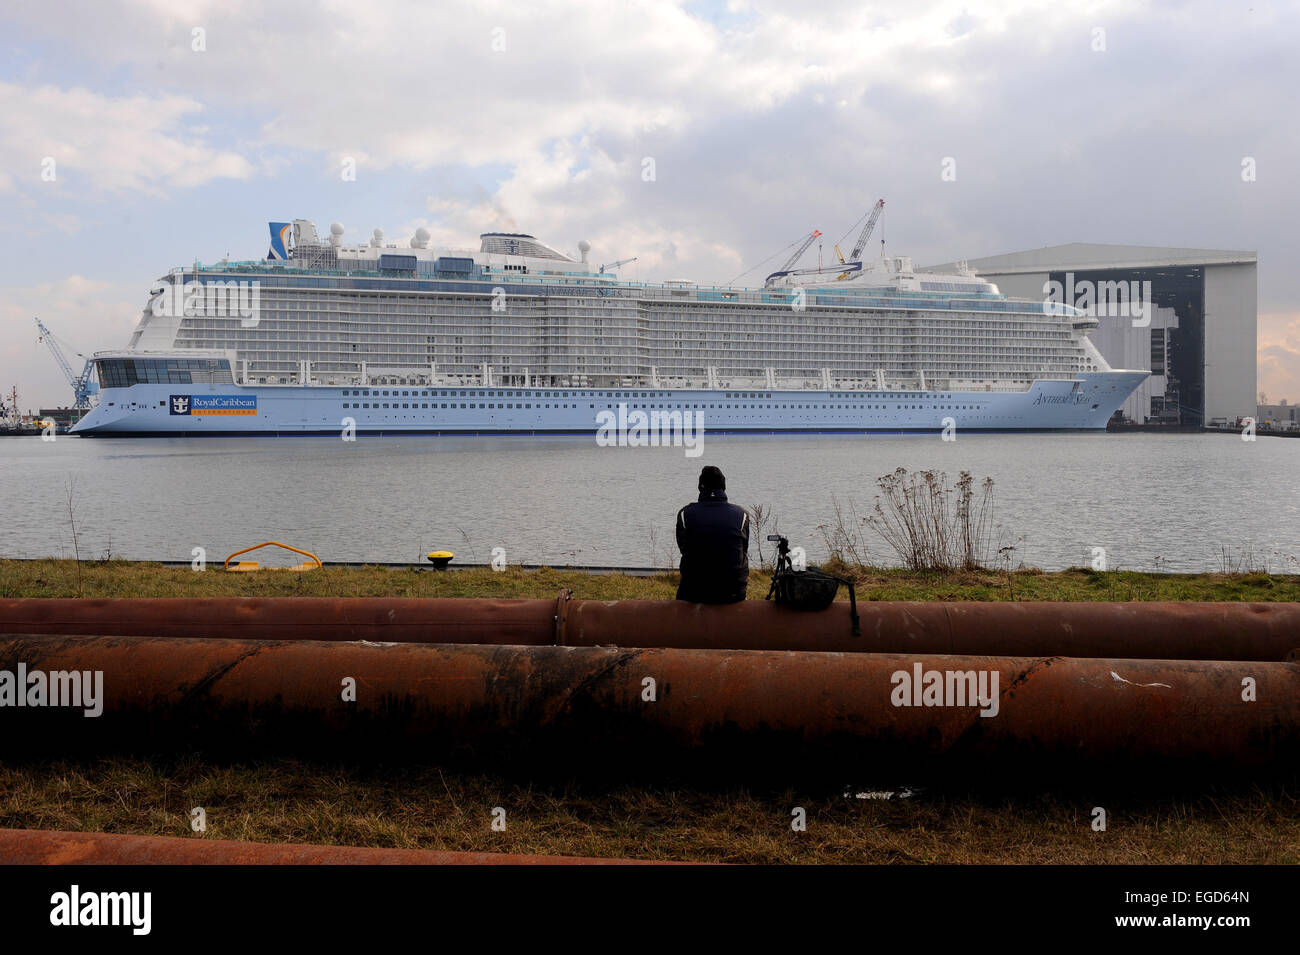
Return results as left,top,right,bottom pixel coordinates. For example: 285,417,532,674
2,0,1102,175
1258,312,1300,403
0,82,254,197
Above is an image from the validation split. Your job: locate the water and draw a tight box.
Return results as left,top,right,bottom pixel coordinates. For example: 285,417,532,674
0,432,1296,573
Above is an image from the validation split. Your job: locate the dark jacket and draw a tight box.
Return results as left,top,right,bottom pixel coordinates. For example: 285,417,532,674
675,489,750,603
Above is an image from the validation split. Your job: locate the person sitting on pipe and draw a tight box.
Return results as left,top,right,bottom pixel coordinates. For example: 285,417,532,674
675,465,750,603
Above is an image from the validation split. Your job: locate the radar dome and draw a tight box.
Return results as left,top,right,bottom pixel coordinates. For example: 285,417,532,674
413,227,431,249
329,222,344,247
578,239,591,253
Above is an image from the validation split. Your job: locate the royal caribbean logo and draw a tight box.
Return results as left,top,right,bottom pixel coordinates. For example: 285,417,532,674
169,395,257,416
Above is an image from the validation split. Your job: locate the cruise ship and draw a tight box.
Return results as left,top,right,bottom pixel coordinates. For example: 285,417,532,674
71,216,1147,437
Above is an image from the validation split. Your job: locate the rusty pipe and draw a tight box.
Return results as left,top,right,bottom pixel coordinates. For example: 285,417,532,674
3,597,1299,660
1,634,1296,772
564,598,1300,661
0,828,664,865
0,597,557,645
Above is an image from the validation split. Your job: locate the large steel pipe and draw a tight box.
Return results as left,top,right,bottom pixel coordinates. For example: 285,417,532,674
564,599,1300,661
3,597,1299,660
0,828,661,865
0,597,556,645
1,634,1296,774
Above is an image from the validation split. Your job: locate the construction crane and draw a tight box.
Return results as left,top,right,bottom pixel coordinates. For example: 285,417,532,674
836,199,885,279
34,318,97,409
763,230,823,286
599,257,638,274
778,230,822,274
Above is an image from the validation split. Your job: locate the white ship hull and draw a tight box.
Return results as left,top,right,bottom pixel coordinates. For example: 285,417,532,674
71,371,1147,436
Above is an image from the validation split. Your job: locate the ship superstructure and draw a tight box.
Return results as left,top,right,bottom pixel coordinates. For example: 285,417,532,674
72,215,1147,436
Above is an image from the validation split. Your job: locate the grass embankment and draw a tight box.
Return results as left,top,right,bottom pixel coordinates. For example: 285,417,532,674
3,557,1299,601
3,758,1297,864
2,558,1298,863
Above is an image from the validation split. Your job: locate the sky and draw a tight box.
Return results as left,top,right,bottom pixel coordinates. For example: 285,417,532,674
2,0,1297,410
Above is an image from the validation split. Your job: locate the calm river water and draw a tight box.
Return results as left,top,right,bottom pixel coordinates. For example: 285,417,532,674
0,432,1296,573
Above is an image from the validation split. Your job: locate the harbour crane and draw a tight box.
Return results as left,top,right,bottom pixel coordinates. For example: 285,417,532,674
34,317,97,409
599,257,638,274
763,229,823,287
836,198,885,279
778,230,822,273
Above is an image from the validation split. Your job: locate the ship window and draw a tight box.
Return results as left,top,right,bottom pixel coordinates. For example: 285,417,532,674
489,404,495,409
363,403,369,408
403,403,409,408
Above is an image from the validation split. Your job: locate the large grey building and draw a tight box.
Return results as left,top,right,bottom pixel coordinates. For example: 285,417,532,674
924,244,1257,426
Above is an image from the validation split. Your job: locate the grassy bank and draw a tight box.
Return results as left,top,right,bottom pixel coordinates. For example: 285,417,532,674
2,757,1296,864
2,558,1298,863
2,557,1299,601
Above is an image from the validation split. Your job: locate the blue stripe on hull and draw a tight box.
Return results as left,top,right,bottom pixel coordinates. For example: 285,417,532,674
73,426,1108,438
